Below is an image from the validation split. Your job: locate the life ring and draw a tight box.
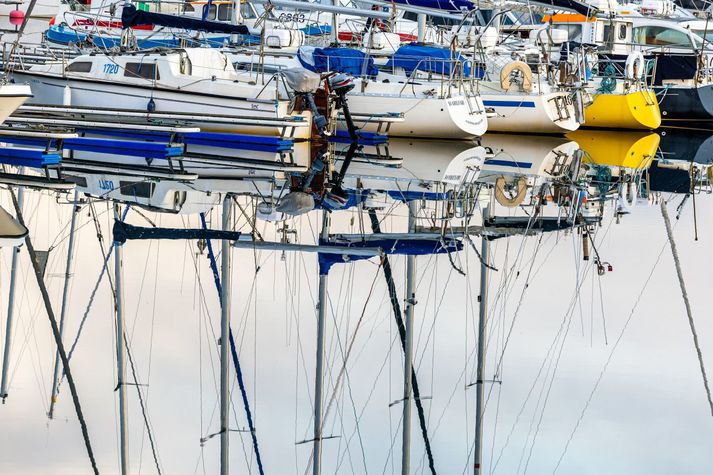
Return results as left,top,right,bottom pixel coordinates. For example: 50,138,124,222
625,51,645,81
495,176,528,208
500,61,533,92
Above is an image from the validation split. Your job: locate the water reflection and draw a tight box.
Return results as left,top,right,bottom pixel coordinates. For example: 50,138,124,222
0,128,711,475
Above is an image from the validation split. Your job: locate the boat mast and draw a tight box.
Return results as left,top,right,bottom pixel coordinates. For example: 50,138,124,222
113,204,129,475
329,0,339,45
48,190,80,418
401,200,418,474
313,210,330,475
0,182,24,402
220,197,233,475
474,205,490,475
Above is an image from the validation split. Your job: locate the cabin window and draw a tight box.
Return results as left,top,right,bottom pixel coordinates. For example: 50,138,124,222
633,26,691,47
65,61,93,73
240,3,256,20
556,24,582,43
124,62,160,80
65,175,87,187
183,2,194,12
203,4,217,20
618,24,627,41
119,181,155,199
218,4,232,21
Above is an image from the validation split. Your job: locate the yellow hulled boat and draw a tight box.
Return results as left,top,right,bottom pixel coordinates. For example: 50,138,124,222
584,89,661,130
567,130,660,170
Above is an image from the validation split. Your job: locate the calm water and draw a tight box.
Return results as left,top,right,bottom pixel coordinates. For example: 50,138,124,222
1,16,713,475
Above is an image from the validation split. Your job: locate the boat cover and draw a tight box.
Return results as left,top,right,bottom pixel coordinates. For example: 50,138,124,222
113,220,242,244
530,0,598,16
385,44,473,77
390,0,474,11
318,237,462,275
121,4,249,35
298,46,378,77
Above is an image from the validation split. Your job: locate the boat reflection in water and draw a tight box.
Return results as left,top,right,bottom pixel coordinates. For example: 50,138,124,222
2,126,713,475
335,138,485,198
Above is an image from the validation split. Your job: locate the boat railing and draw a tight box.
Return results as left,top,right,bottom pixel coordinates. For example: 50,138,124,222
387,57,476,98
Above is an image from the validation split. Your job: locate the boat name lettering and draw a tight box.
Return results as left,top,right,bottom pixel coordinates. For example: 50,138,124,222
99,179,114,190
103,63,119,74
448,99,465,106
277,12,306,23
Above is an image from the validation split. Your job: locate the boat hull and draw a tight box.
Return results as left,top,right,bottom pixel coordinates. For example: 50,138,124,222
481,92,580,134
567,130,660,170
655,83,713,121
0,84,33,125
344,93,488,139
11,71,309,138
584,90,661,130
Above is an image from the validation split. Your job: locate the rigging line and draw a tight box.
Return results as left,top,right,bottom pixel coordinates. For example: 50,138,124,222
368,208,437,475
522,260,596,475
552,227,673,473
661,201,713,416
58,202,130,391
198,212,265,475
123,333,162,474
318,263,382,474
8,189,99,475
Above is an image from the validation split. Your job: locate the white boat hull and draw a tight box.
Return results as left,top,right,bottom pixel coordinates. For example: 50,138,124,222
344,92,488,139
481,91,580,134
0,83,32,125
12,71,310,138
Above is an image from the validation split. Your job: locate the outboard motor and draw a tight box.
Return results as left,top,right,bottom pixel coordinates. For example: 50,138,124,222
323,73,361,209
329,73,357,140
282,68,329,135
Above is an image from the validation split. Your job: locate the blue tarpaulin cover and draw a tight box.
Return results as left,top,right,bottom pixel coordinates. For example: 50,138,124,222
298,46,378,77
386,44,472,77
318,237,462,274
121,4,249,34
391,0,474,11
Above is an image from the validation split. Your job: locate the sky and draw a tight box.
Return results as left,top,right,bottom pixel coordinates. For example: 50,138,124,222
0,184,712,475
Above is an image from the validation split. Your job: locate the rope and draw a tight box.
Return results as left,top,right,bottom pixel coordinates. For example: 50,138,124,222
124,334,162,474
199,212,266,475
660,201,713,417
9,189,99,475
368,209,437,475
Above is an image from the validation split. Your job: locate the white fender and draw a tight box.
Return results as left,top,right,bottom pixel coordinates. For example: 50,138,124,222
500,61,533,92
625,52,645,81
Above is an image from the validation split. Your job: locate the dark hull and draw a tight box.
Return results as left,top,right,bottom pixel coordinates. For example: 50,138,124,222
658,128,713,164
656,84,713,121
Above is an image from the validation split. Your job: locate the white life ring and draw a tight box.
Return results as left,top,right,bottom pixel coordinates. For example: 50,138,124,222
500,61,533,92
625,52,645,81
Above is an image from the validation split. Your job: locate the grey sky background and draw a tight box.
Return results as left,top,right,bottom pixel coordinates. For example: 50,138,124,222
0,188,711,475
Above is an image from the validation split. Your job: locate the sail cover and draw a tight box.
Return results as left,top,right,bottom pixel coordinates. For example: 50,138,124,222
390,0,475,11
318,237,462,274
121,4,249,34
298,46,379,77
386,44,473,77
530,0,598,16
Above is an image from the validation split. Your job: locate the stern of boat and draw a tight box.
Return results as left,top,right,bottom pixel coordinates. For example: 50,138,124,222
0,84,32,125
584,89,661,130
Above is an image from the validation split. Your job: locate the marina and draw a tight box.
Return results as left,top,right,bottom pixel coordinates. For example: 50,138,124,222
1,2,713,474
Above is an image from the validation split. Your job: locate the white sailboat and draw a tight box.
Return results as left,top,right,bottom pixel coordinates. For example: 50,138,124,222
11,48,313,137
0,82,32,124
